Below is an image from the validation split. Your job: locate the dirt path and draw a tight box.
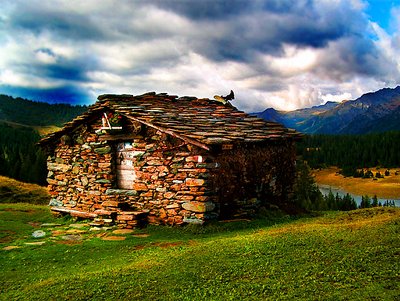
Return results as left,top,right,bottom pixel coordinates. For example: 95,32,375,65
313,167,400,200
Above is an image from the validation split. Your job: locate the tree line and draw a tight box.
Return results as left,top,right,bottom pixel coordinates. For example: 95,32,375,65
292,161,397,212
0,123,47,185
298,131,400,176
0,94,86,126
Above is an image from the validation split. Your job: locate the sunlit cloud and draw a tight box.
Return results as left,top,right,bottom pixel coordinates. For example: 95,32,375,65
0,0,399,111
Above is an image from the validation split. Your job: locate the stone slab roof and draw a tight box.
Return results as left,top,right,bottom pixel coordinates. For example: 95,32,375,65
39,92,301,149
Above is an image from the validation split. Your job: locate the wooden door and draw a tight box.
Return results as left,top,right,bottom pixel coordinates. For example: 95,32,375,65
116,142,136,189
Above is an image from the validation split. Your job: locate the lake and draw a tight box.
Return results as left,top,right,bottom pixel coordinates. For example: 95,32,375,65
318,184,400,208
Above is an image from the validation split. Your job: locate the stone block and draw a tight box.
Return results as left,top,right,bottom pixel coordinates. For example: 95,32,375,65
133,183,148,191
47,163,71,172
164,192,175,199
183,217,204,225
102,201,119,207
117,214,134,221
182,201,215,213
94,146,111,154
185,178,205,187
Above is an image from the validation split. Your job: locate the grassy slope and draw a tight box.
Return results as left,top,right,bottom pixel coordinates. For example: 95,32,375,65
313,167,400,199
1,204,399,300
0,176,50,204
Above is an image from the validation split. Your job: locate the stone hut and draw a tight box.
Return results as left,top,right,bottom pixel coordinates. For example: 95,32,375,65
39,92,300,227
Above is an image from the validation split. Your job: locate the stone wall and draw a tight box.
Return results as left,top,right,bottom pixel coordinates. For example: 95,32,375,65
212,141,297,218
47,115,219,227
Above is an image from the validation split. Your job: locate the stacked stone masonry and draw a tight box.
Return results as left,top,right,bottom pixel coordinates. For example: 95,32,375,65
47,118,220,226
42,93,300,227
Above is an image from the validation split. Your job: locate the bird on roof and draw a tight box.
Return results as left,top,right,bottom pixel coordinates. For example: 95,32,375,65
213,90,234,105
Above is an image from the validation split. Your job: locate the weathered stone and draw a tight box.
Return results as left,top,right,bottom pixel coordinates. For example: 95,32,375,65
72,165,80,174
61,234,82,241
81,176,89,187
32,230,46,238
133,183,148,191
164,192,175,199
117,214,134,221
47,162,70,172
166,204,180,209
94,146,111,154
195,196,210,202
102,236,126,241
95,179,111,184
131,151,145,157
113,229,134,234
3,246,21,251
183,217,204,225
102,201,119,207
98,162,111,168
106,189,138,196
185,178,205,186
147,159,163,166
49,198,63,207
55,157,65,164
182,201,215,213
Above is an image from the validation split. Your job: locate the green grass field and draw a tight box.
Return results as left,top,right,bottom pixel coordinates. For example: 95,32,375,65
1,203,399,300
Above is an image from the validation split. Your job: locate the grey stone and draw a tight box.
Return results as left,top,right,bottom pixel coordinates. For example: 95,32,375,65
32,230,46,238
183,217,204,225
95,179,111,184
47,163,70,172
61,234,82,241
49,198,63,207
106,189,138,196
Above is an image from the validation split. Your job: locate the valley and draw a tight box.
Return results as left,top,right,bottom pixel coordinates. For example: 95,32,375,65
313,167,400,201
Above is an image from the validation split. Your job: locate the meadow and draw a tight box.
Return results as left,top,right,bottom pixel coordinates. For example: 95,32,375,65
1,203,399,300
313,167,400,200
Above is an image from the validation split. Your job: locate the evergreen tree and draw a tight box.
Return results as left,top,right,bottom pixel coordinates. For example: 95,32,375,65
372,195,379,207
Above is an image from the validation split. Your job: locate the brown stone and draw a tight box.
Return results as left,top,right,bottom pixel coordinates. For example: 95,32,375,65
185,178,205,186
133,183,148,191
117,214,134,221
102,201,119,207
164,192,175,199
113,229,134,234
182,201,215,213
195,196,210,202
102,236,126,241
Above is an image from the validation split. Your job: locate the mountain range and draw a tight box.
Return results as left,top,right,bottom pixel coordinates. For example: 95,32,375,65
254,86,400,134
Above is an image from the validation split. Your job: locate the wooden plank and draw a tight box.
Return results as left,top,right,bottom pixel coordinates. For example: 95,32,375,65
117,179,134,190
125,115,210,151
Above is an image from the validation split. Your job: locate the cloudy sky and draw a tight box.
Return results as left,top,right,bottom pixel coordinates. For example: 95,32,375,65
0,0,399,112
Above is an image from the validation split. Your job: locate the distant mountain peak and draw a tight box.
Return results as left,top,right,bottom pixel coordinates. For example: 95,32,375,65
254,86,400,134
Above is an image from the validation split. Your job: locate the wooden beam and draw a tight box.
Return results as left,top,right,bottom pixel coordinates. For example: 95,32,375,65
125,116,210,151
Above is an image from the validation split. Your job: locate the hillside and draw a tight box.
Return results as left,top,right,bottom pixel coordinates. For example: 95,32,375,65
0,94,86,127
0,176,49,204
1,204,399,300
254,86,400,134
0,95,87,184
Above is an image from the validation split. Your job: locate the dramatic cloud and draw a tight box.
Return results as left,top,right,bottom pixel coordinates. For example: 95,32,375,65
0,0,399,111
